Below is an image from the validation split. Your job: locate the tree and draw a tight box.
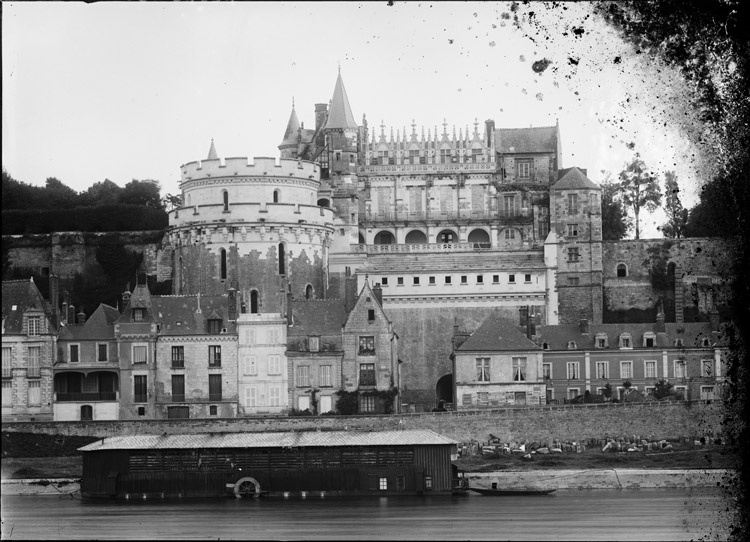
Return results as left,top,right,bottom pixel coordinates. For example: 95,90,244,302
618,155,662,239
44,177,79,209
683,177,739,238
653,379,674,400
659,172,688,238
599,172,631,240
161,193,182,212
80,179,122,207
119,180,163,210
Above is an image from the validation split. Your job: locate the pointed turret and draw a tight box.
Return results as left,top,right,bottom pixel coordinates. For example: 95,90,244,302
324,72,358,130
207,139,218,160
280,104,301,147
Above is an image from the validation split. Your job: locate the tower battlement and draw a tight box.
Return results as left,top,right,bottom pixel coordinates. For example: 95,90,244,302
180,157,320,183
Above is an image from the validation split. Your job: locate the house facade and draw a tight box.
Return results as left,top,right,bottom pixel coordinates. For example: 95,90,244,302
54,303,120,421
1,279,57,421
452,311,545,409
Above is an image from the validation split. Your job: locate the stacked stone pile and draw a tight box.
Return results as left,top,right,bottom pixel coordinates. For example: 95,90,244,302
455,431,724,458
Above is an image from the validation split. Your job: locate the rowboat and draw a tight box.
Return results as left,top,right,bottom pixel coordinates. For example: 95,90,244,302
468,486,556,496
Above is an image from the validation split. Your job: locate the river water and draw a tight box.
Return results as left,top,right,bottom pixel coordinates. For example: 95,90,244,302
1,488,730,540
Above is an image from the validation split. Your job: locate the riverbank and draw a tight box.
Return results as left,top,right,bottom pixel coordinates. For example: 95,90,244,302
2,468,734,497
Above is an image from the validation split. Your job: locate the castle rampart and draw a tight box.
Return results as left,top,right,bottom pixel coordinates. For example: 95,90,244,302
180,157,320,182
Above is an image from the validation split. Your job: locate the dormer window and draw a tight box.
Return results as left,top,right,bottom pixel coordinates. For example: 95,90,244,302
643,332,656,348
208,318,222,334
674,338,684,347
132,308,145,322
701,338,711,347
595,333,608,349
542,342,550,350
27,315,41,336
567,341,577,350
619,333,633,349
309,336,320,352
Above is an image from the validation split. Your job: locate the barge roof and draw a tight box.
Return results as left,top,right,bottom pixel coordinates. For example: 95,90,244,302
79,430,457,452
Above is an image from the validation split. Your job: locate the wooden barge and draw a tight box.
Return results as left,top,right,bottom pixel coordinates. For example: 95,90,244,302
78,429,460,499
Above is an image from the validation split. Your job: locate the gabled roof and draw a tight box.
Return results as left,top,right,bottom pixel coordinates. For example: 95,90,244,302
495,125,558,154
79,430,456,452
279,107,301,147
324,72,358,130
457,312,540,352
151,295,234,336
288,299,347,337
343,281,391,331
534,322,724,350
1,279,50,334
59,304,119,341
553,167,599,190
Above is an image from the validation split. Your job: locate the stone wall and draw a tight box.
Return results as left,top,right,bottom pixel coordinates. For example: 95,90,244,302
2,401,723,446
602,238,735,322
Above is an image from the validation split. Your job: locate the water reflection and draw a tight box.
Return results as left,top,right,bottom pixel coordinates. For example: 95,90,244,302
1,488,729,541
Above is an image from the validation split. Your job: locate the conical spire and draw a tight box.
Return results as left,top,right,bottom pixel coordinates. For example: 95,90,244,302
280,104,301,147
207,139,218,160
324,71,358,130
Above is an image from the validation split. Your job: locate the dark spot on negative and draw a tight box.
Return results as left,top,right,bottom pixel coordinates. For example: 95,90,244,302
572,26,585,36
532,58,552,73
626,142,636,150
448,39,454,44
614,56,622,64
568,57,579,66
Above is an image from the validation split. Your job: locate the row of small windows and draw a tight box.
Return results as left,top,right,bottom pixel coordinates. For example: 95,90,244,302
380,273,534,287
539,358,715,381
373,229,520,245
540,333,712,350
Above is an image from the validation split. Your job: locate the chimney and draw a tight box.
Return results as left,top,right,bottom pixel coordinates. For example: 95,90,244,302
519,306,529,327
527,308,536,339
344,276,358,314
122,283,132,306
49,274,59,326
373,283,383,307
709,306,720,332
62,300,69,326
484,119,495,148
656,303,666,333
77,310,86,325
579,317,589,335
227,287,237,321
315,103,328,131
68,304,76,325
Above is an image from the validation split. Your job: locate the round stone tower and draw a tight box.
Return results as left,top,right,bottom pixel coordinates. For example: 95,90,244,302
167,144,335,314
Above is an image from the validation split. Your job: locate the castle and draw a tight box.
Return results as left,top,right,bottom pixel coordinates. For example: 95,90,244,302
1,72,729,420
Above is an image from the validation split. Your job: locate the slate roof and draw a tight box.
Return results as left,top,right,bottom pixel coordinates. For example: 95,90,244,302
359,251,546,274
534,322,725,350
78,429,456,452
553,167,600,190
288,299,347,337
1,279,49,334
495,125,558,154
457,312,541,352
207,139,218,160
152,295,235,335
59,304,119,341
324,72,358,130
279,107,301,147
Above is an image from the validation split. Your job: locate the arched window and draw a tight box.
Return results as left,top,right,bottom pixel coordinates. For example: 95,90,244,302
317,198,330,208
358,233,366,244
467,228,490,246
222,190,229,211
80,405,93,421
404,230,427,244
278,243,286,275
373,231,395,245
273,190,280,203
305,284,313,300
219,249,227,280
438,229,456,243
616,263,628,278
250,290,259,314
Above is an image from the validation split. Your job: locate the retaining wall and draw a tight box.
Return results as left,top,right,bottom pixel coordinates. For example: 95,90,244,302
1,401,724,444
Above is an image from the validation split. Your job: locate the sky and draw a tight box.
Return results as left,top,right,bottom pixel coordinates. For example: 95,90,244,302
3,2,712,238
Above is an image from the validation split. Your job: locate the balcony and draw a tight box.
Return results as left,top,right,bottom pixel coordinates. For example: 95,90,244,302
361,208,532,226
56,392,118,402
